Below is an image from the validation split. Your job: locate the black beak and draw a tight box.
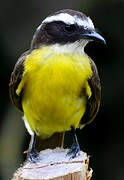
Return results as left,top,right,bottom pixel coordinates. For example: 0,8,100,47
83,31,106,44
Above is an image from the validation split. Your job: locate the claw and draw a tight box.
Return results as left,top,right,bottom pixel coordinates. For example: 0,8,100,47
28,148,40,162
66,142,80,159
28,132,40,162
66,126,80,159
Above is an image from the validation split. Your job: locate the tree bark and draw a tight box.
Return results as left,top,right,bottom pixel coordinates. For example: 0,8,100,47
12,148,92,180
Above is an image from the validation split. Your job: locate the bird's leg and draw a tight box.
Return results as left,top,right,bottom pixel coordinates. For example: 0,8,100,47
67,126,80,158
28,132,39,162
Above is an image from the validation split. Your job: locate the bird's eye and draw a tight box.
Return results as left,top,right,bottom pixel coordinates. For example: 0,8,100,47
64,24,76,33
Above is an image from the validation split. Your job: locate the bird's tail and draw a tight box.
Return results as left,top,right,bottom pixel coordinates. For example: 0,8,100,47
27,132,65,155
35,132,65,151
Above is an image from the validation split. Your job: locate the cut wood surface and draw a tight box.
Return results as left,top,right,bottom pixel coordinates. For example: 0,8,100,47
12,148,93,180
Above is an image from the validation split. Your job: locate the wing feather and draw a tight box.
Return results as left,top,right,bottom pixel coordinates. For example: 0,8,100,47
9,50,30,111
80,58,101,125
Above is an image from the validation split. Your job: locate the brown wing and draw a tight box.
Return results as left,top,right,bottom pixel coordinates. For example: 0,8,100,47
80,58,101,126
9,50,30,112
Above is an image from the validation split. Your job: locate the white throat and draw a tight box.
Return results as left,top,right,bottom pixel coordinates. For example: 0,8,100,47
49,40,89,54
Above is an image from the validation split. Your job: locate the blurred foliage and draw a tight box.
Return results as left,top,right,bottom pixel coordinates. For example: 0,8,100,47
0,0,124,180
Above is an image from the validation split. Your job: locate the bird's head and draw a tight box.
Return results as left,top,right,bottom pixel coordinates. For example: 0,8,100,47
31,9,105,53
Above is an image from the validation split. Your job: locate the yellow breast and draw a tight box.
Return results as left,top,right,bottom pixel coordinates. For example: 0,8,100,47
17,47,92,138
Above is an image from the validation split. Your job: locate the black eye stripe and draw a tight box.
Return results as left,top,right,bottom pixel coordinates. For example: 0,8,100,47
64,24,76,33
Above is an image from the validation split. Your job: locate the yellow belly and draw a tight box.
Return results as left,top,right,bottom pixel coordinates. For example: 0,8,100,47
17,47,92,138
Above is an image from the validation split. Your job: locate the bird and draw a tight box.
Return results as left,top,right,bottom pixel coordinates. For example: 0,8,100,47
9,9,105,162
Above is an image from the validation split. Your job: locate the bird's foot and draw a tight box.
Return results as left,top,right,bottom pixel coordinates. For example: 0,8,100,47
28,148,40,163
66,142,80,159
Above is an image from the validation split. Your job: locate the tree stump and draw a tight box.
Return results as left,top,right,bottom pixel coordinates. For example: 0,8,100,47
12,148,92,180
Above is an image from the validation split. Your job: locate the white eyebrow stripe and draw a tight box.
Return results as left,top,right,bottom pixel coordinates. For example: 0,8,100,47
42,13,75,25
37,24,42,31
87,17,95,29
42,13,94,29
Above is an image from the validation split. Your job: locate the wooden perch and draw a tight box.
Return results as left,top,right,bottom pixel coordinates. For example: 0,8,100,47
12,148,92,180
